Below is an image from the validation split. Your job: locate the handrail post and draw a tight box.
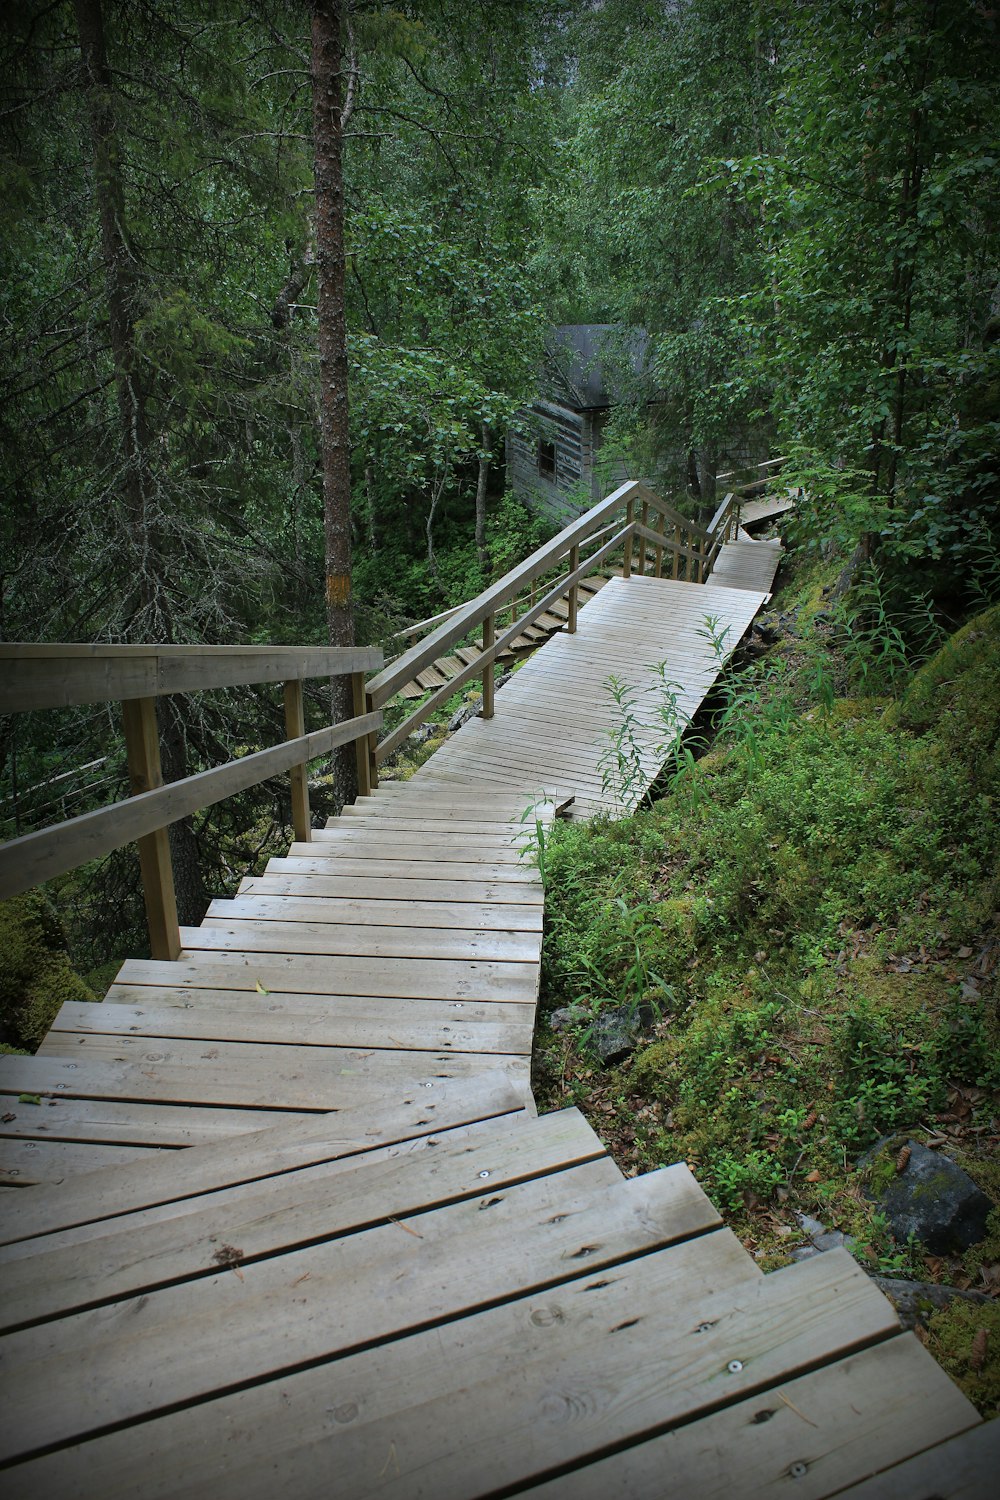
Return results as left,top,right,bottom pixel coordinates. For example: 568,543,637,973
567,544,580,633
672,526,680,579
638,499,648,577
121,696,181,962
654,537,663,578
481,612,495,719
351,671,375,795
696,536,705,584
623,498,635,578
282,679,311,840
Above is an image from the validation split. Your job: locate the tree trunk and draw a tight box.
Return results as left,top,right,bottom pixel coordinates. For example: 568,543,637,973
475,421,490,574
311,0,356,804
76,0,205,924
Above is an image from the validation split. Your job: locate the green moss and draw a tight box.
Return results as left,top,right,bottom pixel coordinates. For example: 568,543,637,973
0,892,95,1051
889,601,1000,789
925,1298,1000,1417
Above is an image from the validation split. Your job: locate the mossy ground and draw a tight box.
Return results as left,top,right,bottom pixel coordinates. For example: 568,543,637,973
531,563,1000,1410
0,891,96,1051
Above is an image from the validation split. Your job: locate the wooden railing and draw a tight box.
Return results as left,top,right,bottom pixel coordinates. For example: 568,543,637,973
0,643,383,960
364,474,750,768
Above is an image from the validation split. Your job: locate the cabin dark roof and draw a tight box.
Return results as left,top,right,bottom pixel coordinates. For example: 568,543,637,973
545,324,651,410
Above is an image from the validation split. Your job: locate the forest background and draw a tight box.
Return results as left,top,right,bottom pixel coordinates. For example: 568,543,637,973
1,0,998,982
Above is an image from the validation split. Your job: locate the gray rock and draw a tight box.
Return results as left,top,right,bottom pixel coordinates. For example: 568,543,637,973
590,1006,639,1067
860,1138,994,1254
549,1005,589,1032
448,699,480,732
408,722,443,746
790,1212,856,1261
870,1276,993,1333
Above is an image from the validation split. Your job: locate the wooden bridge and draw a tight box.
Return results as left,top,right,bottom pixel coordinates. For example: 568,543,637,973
0,476,995,1497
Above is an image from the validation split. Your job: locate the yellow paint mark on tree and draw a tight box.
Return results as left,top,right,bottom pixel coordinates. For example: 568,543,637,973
326,573,352,608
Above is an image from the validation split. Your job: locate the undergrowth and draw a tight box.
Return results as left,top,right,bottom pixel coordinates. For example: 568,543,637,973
532,570,1000,1408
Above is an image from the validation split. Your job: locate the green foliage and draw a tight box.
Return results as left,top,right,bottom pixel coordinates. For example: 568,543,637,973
890,601,1000,790
0,892,95,1051
537,606,999,1258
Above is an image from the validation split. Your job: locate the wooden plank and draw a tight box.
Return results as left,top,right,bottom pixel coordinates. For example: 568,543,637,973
205,893,542,931
0,1074,525,1245
5,1226,757,1494
0,1137,167,1188
526,1334,979,1500
13,1245,902,1500
256,854,540,884
0,1169,726,1464
52,997,534,1056
0,1041,529,1113
0,709,382,902
286,836,528,865
114,952,541,1003
0,643,382,714
238,872,544,905
0,1093,315,1148
0,1111,620,1332
833,1419,999,1500
180,918,541,965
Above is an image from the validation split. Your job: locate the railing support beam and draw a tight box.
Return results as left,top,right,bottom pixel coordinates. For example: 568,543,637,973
352,671,376,795
283,679,311,842
122,696,181,962
482,613,495,719
567,545,580,633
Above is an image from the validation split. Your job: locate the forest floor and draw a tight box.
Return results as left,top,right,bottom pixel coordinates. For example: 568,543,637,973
529,548,1000,1416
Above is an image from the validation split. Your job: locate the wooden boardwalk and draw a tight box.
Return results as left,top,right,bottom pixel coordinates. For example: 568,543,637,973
1,534,995,1496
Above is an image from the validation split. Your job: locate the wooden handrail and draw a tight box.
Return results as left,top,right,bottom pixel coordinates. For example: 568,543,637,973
0,711,380,901
0,642,383,960
366,479,647,709
365,476,748,764
374,523,633,764
0,643,381,715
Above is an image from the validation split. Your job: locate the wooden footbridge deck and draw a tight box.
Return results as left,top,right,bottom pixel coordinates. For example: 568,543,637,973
1,477,995,1496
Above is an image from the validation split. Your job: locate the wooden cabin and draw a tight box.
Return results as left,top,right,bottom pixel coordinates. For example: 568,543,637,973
506,325,650,521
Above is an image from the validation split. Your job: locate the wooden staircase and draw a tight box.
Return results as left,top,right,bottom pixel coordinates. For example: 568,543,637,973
1,473,995,1496
398,574,609,699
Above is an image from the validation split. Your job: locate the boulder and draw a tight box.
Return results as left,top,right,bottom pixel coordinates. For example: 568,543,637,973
860,1138,994,1254
590,1006,639,1067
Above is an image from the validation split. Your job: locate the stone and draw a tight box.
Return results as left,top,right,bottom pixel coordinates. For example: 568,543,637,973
549,1005,589,1033
870,1277,993,1333
448,699,480,732
789,1212,856,1262
860,1138,994,1254
590,1006,639,1067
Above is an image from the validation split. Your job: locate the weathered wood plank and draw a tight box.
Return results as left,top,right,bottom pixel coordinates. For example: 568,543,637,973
832,1418,998,1500
0,1093,314,1147
0,1074,525,1245
265,854,539,884
204,894,542,932
181,918,541,965
1,1040,529,1113
0,1136,167,1188
114,952,541,1002
0,1170,727,1464
0,643,382,714
52,997,533,1056
238,871,544,905
8,1246,899,1498
0,1111,621,1332
526,1334,979,1500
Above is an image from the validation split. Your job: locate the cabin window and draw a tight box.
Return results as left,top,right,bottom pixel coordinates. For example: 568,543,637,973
537,439,557,481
